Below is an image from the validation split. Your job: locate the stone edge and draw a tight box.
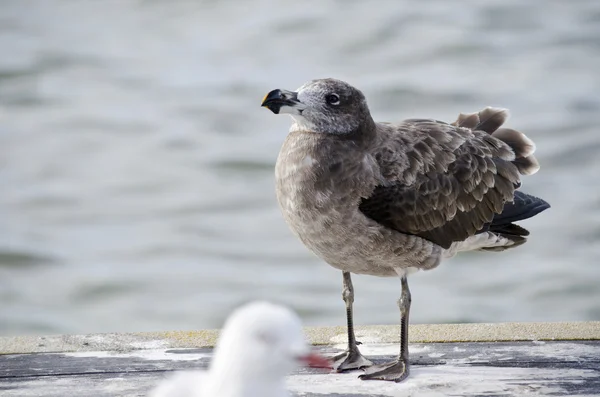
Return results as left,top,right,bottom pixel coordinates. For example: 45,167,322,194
1,321,599,355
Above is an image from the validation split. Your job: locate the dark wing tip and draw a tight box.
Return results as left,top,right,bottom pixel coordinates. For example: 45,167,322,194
492,191,550,226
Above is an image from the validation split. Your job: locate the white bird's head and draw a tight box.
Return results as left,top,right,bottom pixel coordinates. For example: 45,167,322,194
149,302,329,397
210,301,331,382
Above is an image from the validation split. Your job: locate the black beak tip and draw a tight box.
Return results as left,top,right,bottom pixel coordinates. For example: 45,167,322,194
261,89,284,114
262,105,280,114
261,89,299,115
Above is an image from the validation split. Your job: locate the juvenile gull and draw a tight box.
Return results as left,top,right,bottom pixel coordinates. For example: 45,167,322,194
149,301,331,397
261,78,550,382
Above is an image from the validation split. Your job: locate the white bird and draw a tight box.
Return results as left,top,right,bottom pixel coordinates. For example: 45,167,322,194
148,301,331,397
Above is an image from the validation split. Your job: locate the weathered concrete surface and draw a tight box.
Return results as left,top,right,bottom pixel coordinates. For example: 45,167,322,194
1,322,599,396
1,321,599,355
1,341,599,396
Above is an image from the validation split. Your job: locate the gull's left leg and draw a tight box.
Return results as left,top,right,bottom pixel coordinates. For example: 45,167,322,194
359,275,411,382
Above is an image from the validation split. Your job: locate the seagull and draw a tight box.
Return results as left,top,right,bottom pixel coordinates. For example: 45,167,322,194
261,78,550,382
148,301,331,397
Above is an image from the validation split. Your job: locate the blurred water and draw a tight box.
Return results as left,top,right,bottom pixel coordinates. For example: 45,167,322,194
1,0,599,336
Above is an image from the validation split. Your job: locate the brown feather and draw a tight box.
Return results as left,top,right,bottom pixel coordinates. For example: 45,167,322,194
452,112,480,129
475,107,509,134
359,109,536,249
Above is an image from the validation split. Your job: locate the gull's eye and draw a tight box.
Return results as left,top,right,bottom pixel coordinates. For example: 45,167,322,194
325,93,340,106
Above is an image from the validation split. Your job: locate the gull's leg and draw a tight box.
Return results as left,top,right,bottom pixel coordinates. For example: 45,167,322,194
333,271,373,371
359,275,411,382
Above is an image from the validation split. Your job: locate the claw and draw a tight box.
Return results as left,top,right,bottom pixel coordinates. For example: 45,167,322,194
359,359,409,382
333,347,373,372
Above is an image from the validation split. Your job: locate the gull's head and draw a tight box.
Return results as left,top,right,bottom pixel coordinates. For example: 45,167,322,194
261,78,373,135
210,301,331,380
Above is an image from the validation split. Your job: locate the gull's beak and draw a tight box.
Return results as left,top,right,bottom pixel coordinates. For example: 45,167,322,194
261,89,304,115
296,351,333,369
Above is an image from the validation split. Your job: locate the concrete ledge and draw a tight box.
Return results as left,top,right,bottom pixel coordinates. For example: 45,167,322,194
2,323,600,396
1,321,599,355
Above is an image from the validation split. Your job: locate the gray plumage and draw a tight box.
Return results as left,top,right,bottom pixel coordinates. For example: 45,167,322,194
261,78,549,382
268,78,546,275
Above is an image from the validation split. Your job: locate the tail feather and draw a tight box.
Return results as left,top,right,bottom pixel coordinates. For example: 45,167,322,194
453,107,541,176
489,223,530,236
474,107,509,134
479,235,527,252
452,107,508,133
453,112,480,129
491,128,535,158
453,107,549,252
512,155,540,176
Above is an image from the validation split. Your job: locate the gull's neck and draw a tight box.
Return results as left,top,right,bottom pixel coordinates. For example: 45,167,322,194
289,115,377,145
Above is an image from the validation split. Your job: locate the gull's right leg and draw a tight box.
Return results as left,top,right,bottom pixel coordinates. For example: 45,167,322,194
333,271,373,371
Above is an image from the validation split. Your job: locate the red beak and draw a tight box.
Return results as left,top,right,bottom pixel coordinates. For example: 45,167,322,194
298,352,333,369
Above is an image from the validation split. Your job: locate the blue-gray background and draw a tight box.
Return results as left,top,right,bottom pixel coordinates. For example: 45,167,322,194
1,0,599,336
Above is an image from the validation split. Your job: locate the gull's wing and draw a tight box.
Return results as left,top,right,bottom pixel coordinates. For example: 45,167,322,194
359,108,541,249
